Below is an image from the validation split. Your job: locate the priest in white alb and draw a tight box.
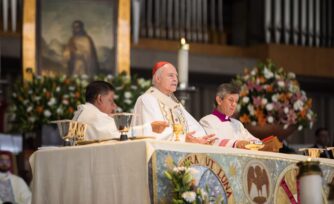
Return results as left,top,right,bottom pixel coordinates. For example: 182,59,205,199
73,81,120,140
200,83,260,149
131,61,216,144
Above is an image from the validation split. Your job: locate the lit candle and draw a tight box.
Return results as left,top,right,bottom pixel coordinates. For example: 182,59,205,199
297,160,323,204
177,38,189,89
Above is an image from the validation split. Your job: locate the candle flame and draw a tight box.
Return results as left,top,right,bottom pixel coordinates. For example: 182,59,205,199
180,38,186,45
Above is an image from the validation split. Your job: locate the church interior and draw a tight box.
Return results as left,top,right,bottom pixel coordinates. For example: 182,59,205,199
1,0,334,203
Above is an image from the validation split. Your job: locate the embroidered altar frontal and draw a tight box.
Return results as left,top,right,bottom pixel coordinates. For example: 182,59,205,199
150,149,334,204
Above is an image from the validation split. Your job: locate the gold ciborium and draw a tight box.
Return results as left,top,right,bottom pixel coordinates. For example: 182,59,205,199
172,123,184,142
299,148,322,158
51,120,87,146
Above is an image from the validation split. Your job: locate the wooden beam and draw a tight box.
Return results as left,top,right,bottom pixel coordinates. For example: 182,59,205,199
116,0,131,75
22,0,36,81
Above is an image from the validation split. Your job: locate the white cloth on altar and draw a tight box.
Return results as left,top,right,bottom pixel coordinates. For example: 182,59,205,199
0,172,31,204
131,87,206,141
73,103,120,140
200,114,259,147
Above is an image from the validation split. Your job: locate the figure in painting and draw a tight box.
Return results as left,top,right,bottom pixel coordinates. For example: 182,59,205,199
64,20,100,75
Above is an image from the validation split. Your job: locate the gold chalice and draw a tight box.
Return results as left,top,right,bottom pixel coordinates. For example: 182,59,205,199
299,148,322,158
172,123,184,142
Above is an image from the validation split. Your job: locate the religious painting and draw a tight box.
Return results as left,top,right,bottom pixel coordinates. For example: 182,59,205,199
37,0,118,76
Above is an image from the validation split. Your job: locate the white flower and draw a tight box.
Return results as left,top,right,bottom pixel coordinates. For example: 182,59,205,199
251,121,257,126
247,104,255,115
116,107,123,112
124,99,132,105
124,91,132,99
267,116,274,123
48,98,56,106
114,95,119,100
33,96,41,101
283,124,289,129
181,191,196,203
261,98,268,105
12,93,17,98
56,107,63,114
293,100,304,111
27,106,33,112
63,94,69,99
298,125,303,131
131,85,138,90
115,86,123,91
62,99,69,105
28,117,36,122
242,96,249,104
288,72,296,79
251,68,257,76
28,90,33,94
284,107,289,114
44,110,51,117
23,100,29,105
278,81,285,87
271,94,278,102
263,67,274,79
56,87,61,92
69,86,75,91
173,166,186,173
265,103,274,111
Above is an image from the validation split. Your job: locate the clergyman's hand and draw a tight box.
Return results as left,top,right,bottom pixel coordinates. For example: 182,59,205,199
185,131,217,145
151,121,169,133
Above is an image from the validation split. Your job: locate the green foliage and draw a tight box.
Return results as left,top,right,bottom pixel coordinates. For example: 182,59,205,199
9,72,151,132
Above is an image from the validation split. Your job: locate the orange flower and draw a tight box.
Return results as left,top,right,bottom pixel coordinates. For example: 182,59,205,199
45,92,51,98
255,109,266,126
75,92,80,98
68,107,74,113
240,114,251,124
266,85,273,92
36,106,43,113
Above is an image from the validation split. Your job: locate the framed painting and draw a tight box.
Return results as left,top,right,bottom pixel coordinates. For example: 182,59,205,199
37,0,118,76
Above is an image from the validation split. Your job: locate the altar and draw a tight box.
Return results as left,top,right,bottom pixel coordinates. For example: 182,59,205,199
30,140,334,204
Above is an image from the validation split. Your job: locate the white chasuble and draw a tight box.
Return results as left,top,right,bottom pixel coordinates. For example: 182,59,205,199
200,114,260,147
73,103,120,140
132,87,206,141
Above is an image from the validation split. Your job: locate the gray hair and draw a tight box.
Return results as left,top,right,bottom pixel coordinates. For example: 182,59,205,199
216,83,240,99
152,66,166,86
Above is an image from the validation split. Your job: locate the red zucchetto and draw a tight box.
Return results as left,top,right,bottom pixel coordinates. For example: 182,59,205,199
152,61,171,76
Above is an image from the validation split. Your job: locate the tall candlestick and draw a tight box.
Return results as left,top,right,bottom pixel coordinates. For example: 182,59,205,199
297,160,323,204
177,38,189,89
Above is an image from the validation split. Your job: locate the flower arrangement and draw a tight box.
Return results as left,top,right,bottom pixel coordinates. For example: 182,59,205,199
232,60,316,131
9,72,151,132
164,164,210,204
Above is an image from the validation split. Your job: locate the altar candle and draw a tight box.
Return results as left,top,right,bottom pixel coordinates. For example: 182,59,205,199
297,160,323,204
177,38,189,89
